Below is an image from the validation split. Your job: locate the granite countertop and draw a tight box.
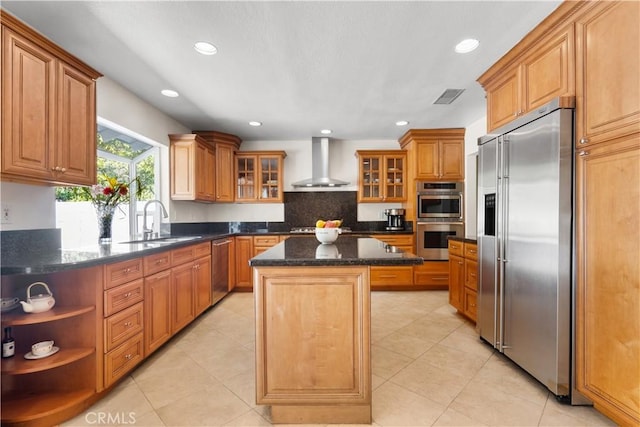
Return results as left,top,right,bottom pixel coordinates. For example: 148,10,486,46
249,236,423,267
0,233,233,275
1,229,417,275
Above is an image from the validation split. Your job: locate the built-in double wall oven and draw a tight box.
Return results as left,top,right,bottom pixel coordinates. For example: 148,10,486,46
416,182,465,260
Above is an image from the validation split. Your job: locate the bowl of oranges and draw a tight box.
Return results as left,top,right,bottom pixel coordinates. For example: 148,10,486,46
315,219,343,244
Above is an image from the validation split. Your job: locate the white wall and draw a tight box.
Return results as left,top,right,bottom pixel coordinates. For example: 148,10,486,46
463,117,487,238
0,183,56,230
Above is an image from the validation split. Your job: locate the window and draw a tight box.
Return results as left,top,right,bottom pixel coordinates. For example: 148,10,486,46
55,119,161,246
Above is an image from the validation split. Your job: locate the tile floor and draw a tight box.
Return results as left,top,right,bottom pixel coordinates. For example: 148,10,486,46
63,291,616,426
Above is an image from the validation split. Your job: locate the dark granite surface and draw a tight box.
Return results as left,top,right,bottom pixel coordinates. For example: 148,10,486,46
1,225,416,275
249,236,423,267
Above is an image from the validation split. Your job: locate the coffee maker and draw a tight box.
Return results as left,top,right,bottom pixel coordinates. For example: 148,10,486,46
384,208,405,231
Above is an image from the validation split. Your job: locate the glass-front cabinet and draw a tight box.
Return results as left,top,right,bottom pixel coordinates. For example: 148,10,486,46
356,150,407,202
235,151,286,202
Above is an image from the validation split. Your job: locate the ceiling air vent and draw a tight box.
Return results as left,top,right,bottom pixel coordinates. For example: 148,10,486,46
433,89,465,105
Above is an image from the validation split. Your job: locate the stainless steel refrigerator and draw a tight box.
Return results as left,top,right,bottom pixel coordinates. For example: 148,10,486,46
477,98,580,401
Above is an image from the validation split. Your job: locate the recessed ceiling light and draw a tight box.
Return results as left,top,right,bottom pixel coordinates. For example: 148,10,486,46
395,120,409,126
161,89,179,98
455,38,479,53
194,41,217,55
320,129,332,135
249,121,262,127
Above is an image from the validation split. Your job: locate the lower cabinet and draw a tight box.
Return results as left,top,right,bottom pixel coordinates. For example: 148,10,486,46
370,266,414,290
413,261,449,289
144,270,172,356
235,235,286,291
171,262,196,333
448,239,477,322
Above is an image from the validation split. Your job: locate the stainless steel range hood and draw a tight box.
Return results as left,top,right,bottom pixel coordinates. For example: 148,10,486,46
291,137,349,187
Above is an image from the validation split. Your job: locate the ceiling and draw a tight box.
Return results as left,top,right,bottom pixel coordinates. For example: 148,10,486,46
2,1,562,141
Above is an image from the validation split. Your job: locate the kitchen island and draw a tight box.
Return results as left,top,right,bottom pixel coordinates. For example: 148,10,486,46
249,236,422,424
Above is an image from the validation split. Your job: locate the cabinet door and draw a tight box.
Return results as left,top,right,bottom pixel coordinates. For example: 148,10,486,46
575,134,640,426
486,68,521,131
358,154,383,202
194,255,212,316
383,155,406,201
195,142,215,201
415,140,439,180
448,255,464,311
575,2,640,147
56,62,96,185
258,156,283,202
1,27,56,181
170,138,196,200
215,142,235,202
521,26,573,113
439,140,464,180
236,155,257,201
144,270,172,355
171,263,195,333
234,236,254,290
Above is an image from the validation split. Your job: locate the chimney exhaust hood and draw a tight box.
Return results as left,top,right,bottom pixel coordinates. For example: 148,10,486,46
292,137,349,187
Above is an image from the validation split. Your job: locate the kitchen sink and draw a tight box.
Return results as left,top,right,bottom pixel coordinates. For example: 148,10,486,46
119,235,203,244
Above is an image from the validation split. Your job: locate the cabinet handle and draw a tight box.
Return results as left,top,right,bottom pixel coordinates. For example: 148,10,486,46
60,167,66,173
579,138,589,145
579,151,590,157
123,268,131,274
124,292,132,298
212,240,232,246
124,321,133,327
155,259,165,265
458,261,463,265
124,353,133,360
432,277,448,281
467,249,476,253
379,275,397,279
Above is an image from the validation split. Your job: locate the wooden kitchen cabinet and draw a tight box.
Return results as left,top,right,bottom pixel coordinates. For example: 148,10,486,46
356,150,407,202
413,261,449,290
193,131,242,202
575,133,640,426
0,267,101,427
169,134,216,202
481,24,574,131
447,239,477,322
234,236,254,290
1,12,101,186
574,1,640,148
236,151,286,203
194,254,212,316
144,269,172,356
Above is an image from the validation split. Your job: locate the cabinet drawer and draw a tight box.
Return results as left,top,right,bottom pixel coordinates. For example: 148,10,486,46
254,235,280,247
464,243,478,261
414,261,449,286
371,266,414,286
465,259,478,291
448,240,464,257
374,235,414,247
104,332,144,388
144,250,172,276
104,258,143,289
193,242,211,259
464,288,477,321
104,279,144,317
104,302,144,352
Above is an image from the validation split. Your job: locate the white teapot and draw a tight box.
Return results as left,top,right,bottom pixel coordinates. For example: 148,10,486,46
20,282,56,313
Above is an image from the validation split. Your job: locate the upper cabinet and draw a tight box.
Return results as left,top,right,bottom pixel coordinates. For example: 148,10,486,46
356,150,406,203
478,14,574,131
1,12,102,186
574,1,640,147
235,151,286,203
193,131,242,202
399,128,465,181
169,134,216,202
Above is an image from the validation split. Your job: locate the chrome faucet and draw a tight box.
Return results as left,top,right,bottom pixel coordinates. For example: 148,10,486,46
142,199,169,239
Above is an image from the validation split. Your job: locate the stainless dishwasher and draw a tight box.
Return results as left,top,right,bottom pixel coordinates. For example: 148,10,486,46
211,238,231,305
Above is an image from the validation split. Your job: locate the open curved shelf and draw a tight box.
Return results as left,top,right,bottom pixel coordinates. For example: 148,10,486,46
1,347,95,374
1,305,95,326
1,388,94,424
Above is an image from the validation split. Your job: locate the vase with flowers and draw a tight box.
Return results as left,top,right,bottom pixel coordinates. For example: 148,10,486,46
84,175,143,244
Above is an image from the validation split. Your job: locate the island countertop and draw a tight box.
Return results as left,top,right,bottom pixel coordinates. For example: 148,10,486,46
249,236,423,267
